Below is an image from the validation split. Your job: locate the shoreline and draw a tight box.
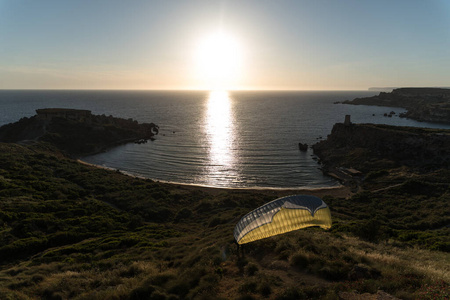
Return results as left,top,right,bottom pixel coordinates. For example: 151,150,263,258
77,159,353,198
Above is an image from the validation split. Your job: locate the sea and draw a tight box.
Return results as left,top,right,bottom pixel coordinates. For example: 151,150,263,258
1,90,449,189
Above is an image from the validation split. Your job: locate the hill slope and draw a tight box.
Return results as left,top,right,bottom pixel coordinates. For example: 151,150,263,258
0,141,448,299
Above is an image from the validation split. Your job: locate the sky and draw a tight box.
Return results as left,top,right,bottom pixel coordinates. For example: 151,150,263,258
1,0,449,90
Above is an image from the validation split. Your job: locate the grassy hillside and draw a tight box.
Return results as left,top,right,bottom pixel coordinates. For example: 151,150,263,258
0,142,449,299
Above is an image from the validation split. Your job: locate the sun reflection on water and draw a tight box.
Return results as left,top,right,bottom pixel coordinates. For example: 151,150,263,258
204,90,238,185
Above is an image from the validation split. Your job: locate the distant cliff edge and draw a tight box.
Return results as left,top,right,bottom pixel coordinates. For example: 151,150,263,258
367,87,396,92
312,121,450,190
343,88,450,124
0,108,159,156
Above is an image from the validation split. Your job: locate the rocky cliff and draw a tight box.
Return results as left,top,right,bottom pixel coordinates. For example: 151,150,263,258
312,122,450,174
342,88,450,124
0,109,159,156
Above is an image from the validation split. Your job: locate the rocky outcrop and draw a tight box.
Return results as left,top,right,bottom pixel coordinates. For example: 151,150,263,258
312,122,450,173
298,142,308,151
0,109,159,156
342,88,450,124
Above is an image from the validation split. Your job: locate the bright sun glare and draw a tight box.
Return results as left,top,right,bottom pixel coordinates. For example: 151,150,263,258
195,31,243,90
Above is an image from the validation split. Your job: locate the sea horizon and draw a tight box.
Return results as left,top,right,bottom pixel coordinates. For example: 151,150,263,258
0,88,376,93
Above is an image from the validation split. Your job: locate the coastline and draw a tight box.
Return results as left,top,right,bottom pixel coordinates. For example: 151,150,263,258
77,159,352,198
342,87,450,124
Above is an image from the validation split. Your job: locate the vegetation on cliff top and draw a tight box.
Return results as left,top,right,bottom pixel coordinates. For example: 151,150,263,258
313,123,450,174
0,110,159,156
0,140,449,299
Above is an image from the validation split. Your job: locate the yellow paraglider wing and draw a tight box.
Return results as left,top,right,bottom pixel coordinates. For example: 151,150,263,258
234,195,332,245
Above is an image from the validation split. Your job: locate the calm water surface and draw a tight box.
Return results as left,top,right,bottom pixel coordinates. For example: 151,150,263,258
1,90,449,188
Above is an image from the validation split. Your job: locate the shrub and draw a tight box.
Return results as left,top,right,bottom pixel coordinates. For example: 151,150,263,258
174,208,192,222
351,191,371,203
194,201,212,213
208,217,225,228
245,263,259,276
290,251,309,269
365,170,389,181
129,285,156,300
149,290,168,300
258,281,272,297
236,257,248,274
120,263,144,278
239,280,257,294
0,237,49,260
318,263,349,281
188,274,219,298
42,288,63,300
238,295,256,300
167,282,189,298
150,273,175,287
353,219,381,242
274,239,291,254
128,215,144,229
275,287,306,300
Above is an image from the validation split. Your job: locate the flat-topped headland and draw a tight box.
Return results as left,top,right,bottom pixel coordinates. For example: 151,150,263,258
0,108,159,156
312,118,450,191
342,87,450,124
313,121,450,171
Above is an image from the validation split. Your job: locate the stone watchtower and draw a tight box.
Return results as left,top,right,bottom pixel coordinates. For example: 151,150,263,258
344,115,352,126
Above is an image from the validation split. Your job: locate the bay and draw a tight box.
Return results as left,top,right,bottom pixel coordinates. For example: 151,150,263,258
1,90,448,188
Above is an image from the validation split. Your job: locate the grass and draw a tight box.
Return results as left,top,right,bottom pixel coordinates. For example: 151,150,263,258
0,141,449,299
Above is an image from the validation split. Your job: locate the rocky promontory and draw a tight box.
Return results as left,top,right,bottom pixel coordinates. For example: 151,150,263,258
312,121,450,185
342,88,450,124
0,108,159,156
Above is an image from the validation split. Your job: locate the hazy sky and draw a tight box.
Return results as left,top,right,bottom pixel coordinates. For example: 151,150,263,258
1,0,449,90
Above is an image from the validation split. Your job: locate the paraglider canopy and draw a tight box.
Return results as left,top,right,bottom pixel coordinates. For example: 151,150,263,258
234,195,332,244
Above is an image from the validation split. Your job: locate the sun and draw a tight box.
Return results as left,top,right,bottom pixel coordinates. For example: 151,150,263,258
194,31,243,90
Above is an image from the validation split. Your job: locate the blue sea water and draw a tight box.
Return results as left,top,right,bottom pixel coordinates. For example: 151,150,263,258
1,90,449,188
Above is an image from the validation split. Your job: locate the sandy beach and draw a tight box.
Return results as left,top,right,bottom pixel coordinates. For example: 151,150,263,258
165,181,352,198
77,159,352,199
